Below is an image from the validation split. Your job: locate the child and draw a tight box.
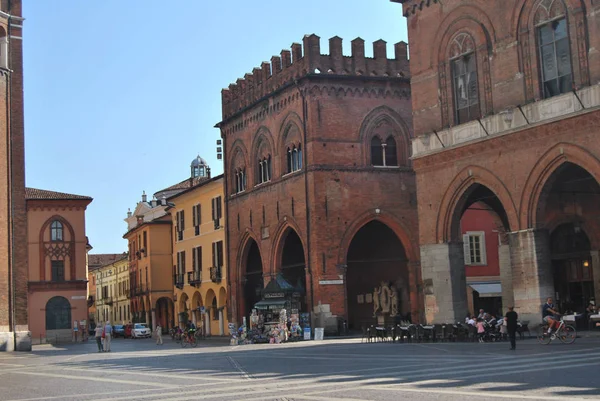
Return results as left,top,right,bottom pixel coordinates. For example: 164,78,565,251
476,318,485,343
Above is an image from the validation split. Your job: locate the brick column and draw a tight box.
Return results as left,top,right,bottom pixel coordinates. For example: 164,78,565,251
590,251,600,304
498,244,514,314
420,243,468,324
508,229,553,324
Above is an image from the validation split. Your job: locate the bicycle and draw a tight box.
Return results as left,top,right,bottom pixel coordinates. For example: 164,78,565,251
180,330,198,348
537,317,576,345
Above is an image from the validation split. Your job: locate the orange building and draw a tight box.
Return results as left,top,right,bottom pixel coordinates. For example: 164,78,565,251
25,188,93,343
124,194,175,332
88,254,126,329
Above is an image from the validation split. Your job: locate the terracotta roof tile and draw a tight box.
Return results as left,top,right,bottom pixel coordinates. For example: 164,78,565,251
154,176,209,196
25,187,93,201
88,253,127,270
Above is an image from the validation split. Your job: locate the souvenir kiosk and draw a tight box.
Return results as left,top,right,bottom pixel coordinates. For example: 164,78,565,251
250,274,308,343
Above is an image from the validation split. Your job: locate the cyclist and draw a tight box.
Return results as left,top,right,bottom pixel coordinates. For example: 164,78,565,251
542,297,561,334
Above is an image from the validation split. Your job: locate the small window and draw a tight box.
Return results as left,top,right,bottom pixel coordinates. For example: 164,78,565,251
371,136,397,167
371,137,383,166
50,220,63,241
463,231,487,265
257,156,272,184
452,53,480,124
51,260,65,282
537,18,572,98
234,168,246,194
287,144,302,173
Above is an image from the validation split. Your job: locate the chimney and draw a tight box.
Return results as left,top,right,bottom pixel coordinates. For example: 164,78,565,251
207,166,211,179
151,196,157,208
161,196,167,206
141,191,147,203
127,208,132,218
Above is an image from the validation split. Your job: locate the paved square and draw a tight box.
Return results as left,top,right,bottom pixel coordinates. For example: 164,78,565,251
1,337,600,400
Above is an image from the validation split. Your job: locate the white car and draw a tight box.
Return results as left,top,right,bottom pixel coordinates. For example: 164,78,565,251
132,323,151,339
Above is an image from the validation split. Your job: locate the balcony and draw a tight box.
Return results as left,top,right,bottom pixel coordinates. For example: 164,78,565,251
134,285,147,296
187,270,201,287
210,266,222,283
174,273,185,289
412,84,600,158
104,296,113,306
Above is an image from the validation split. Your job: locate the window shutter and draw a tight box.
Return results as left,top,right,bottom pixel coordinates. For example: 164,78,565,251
198,246,202,271
479,232,487,265
182,250,186,273
212,242,217,267
198,204,202,226
181,210,185,230
217,196,222,220
192,205,196,227
211,198,216,221
217,241,223,267
192,246,197,271
463,234,471,265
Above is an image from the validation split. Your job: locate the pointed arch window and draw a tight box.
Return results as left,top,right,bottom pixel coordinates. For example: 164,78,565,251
287,143,302,173
384,137,398,166
234,168,246,194
257,156,271,184
449,32,480,125
51,220,64,242
537,18,572,98
371,137,384,166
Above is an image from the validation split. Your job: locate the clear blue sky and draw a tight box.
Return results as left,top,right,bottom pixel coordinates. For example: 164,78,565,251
22,1,408,254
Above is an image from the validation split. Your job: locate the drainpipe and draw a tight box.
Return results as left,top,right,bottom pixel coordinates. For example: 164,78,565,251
294,79,315,321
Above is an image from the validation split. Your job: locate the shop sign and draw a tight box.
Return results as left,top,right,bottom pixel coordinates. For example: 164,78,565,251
319,280,343,285
264,292,284,299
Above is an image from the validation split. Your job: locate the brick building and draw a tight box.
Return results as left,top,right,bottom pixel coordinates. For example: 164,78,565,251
217,34,420,331
394,0,600,323
0,0,29,351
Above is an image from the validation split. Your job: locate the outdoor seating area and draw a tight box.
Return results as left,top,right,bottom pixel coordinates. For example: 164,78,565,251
361,320,532,343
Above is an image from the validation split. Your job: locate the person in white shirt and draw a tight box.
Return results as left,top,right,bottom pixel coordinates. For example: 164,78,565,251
155,324,163,345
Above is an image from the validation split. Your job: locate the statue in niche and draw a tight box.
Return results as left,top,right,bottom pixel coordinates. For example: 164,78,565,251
373,281,399,317
380,281,391,314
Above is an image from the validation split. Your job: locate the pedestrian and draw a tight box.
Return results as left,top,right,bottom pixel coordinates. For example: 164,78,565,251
155,324,163,345
506,306,518,350
103,320,113,352
94,322,104,352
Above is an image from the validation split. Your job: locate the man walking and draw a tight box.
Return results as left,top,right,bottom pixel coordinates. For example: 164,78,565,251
506,306,518,350
94,322,103,352
103,321,113,352
155,324,163,345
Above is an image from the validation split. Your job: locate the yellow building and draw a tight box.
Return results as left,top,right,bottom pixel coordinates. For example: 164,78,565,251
169,158,228,336
95,255,130,325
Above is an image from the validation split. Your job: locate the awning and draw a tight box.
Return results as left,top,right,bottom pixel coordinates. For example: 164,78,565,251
469,283,502,298
253,299,286,310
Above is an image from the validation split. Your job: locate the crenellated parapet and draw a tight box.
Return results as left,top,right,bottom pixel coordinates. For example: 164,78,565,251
221,34,409,120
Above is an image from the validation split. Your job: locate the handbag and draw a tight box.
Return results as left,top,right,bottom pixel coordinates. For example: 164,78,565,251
101,327,106,339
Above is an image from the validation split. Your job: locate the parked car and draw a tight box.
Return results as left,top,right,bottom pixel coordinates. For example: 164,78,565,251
112,325,125,338
132,323,151,339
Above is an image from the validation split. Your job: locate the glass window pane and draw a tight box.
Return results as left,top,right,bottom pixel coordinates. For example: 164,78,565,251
371,137,383,166
554,19,568,40
539,24,554,45
455,76,468,108
555,38,571,77
541,44,557,80
453,59,465,75
468,71,478,105
559,74,572,94
544,79,559,97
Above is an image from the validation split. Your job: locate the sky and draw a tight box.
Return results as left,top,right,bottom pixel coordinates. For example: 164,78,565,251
22,0,409,254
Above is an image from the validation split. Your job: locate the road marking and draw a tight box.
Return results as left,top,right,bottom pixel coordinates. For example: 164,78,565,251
226,356,252,380
12,370,180,388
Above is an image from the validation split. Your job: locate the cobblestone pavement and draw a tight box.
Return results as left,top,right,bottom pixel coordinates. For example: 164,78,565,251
1,336,600,401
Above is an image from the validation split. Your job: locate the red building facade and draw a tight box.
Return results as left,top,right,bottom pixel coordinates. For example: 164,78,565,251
218,35,421,330
395,0,600,323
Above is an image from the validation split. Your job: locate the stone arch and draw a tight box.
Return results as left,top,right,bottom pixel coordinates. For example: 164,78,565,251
437,166,519,243
545,215,600,251
205,289,217,316
279,113,304,175
338,210,417,264
218,287,227,308
278,112,304,151
434,6,495,126
38,215,77,281
271,217,306,276
520,143,600,228
236,231,265,322
237,230,264,282
358,106,411,167
515,0,589,101
178,292,189,320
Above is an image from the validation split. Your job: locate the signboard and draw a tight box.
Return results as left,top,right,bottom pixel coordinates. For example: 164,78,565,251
303,327,311,340
314,328,324,341
319,280,344,285
264,292,285,299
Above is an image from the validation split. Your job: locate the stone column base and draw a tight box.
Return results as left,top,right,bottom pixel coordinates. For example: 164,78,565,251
0,331,32,352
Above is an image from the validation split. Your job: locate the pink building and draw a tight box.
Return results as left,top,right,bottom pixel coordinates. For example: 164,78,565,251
26,188,93,343
460,202,503,316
